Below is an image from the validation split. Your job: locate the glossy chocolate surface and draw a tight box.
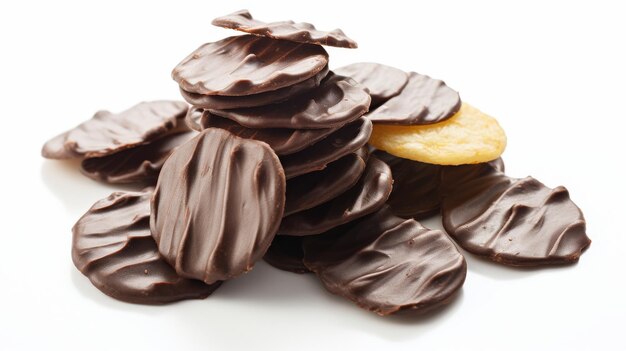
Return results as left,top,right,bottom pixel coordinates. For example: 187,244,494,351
180,66,329,110
80,131,196,184
441,163,591,266
366,72,461,125
187,108,336,156
302,207,467,315
72,189,220,304
284,147,368,216
210,73,370,130
335,62,409,108
212,10,357,48
279,156,392,236
172,35,328,96
42,101,188,159
151,129,285,284
280,117,372,179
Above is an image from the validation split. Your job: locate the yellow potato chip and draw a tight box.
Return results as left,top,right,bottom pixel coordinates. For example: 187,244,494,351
369,103,506,165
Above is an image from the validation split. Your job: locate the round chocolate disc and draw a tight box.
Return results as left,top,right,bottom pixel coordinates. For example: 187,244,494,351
285,147,368,216
187,108,337,156
302,206,467,316
180,66,329,110
335,62,409,108
72,189,220,305
366,72,461,125
151,128,286,284
209,73,371,130
440,164,591,266
80,131,196,184
212,10,358,48
42,100,189,159
172,35,329,96
279,156,393,236
280,117,372,179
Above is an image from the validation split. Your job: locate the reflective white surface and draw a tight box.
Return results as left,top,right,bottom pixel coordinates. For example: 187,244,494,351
1,1,625,350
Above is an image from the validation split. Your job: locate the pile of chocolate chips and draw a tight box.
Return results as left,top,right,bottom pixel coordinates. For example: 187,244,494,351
42,10,591,316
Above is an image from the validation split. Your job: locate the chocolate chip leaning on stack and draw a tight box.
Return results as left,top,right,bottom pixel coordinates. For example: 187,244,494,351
41,100,195,184
151,129,285,284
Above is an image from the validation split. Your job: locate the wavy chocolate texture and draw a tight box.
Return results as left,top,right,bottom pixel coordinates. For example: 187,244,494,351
80,131,196,184
334,62,409,108
263,236,309,274
440,164,591,266
151,129,286,284
374,150,443,219
281,117,372,179
375,150,505,219
284,147,368,216
279,156,393,236
188,108,336,156
72,189,220,304
172,35,328,96
42,101,189,159
210,73,371,130
366,72,461,125
180,66,329,110
212,10,358,48
302,207,466,316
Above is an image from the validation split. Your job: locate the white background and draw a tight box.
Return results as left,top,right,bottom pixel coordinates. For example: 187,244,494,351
1,1,625,350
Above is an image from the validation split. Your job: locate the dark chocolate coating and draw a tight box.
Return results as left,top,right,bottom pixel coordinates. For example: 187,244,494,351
281,117,372,179
180,66,329,110
279,156,393,236
72,189,220,305
42,101,188,159
440,164,591,266
374,150,443,219
285,147,368,216
187,108,336,156
212,10,358,48
375,150,505,219
263,236,309,274
334,62,409,108
210,73,370,130
366,72,461,125
172,35,328,96
151,129,286,284
80,131,196,184
302,206,467,316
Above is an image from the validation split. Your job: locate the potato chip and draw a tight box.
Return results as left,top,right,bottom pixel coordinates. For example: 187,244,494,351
369,103,506,165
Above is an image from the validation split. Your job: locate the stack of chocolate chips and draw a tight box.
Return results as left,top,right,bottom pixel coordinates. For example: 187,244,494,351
44,10,591,317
